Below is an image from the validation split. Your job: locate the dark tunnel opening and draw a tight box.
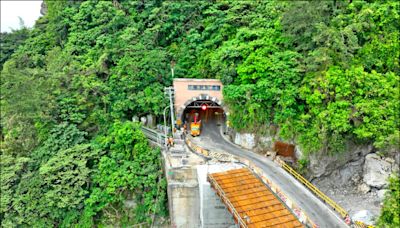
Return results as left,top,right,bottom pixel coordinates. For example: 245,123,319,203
181,100,225,137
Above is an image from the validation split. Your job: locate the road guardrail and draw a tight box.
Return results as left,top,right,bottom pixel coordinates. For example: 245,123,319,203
141,126,166,146
275,157,351,225
353,220,375,228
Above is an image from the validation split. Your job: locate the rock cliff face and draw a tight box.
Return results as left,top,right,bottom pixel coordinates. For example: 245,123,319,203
233,133,256,150
363,154,396,189
308,143,373,181
229,131,275,153
40,1,47,15
310,151,398,191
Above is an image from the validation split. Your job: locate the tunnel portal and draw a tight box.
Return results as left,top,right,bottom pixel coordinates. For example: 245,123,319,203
172,78,227,136
182,99,225,132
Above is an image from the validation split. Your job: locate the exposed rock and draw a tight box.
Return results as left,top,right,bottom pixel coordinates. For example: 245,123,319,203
338,159,364,185
363,153,391,189
351,173,361,184
312,155,365,186
384,157,395,164
40,1,47,15
392,163,400,174
395,152,400,165
308,143,373,179
377,189,387,201
140,116,147,125
259,136,273,149
352,210,374,226
312,176,333,189
146,114,156,127
294,146,303,160
358,183,371,193
234,133,255,150
266,151,277,160
276,155,294,164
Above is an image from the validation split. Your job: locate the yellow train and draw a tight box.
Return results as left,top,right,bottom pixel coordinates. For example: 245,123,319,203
190,113,201,136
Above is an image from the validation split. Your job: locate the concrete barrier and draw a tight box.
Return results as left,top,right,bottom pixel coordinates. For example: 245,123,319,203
186,138,210,157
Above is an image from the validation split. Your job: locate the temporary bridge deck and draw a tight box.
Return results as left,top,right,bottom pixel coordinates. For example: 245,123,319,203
208,168,303,228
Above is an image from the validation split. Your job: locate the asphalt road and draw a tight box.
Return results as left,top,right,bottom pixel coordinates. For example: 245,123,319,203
195,118,348,228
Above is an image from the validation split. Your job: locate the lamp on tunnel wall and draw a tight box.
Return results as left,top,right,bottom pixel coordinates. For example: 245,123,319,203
201,104,207,111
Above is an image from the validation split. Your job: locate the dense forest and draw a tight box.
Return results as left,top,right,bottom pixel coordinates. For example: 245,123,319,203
1,0,399,227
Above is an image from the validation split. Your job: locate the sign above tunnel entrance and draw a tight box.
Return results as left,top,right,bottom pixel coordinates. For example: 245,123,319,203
173,78,224,119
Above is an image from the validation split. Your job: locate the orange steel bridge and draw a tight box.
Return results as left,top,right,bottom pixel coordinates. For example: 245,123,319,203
208,168,303,228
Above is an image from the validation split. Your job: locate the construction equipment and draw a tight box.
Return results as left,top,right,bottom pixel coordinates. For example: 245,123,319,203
190,113,201,136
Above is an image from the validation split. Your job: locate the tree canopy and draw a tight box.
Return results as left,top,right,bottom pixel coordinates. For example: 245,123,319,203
1,0,398,226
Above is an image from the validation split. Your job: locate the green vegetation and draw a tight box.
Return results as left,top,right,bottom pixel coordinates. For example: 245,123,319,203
1,0,398,226
378,175,400,227
0,21,29,70
0,121,166,227
221,1,399,155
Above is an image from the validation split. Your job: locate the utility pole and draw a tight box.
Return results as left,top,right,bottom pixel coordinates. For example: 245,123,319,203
163,106,169,146
164,87,175,137
170,60,175,79
165,61,176,137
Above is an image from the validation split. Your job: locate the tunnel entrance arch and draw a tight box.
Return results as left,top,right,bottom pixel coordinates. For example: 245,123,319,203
179,95,226,137
176,94,226,122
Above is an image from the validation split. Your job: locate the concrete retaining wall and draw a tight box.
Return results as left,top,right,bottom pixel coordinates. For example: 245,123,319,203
161,150,201,228
197,165,238,228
